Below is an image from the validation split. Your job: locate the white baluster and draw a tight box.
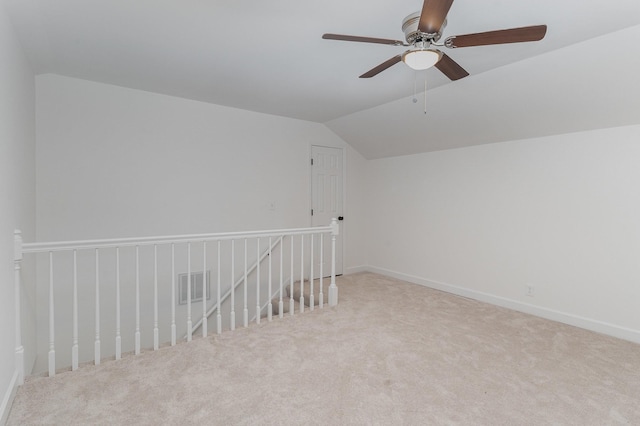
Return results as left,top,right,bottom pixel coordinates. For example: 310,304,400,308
300,234,304,313
135,246,141,354
256,238,261,324
309,234,314,312
115,247,121,359
171,243,176,346
72,250,78,370
319,234,324,309
154,244,159,349
329,218,339,306
279,237,284,319
217,240,222,334
268,237,273,322
243,238,248,328
202,241,207,338
187,242,192,342
14,230,24,385
48,251,55,377
95,249,101,365
230,239,236,331
289,235,294,316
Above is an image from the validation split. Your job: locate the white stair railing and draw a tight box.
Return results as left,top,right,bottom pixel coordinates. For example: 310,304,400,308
13,219,339,378
187,235,283,338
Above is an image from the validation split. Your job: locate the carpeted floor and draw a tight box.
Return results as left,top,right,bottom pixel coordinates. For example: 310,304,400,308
8,272,640,425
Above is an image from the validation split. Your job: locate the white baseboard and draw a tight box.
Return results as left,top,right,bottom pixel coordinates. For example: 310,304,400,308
366,265,640,344
344,265,368,275
0,370,19,425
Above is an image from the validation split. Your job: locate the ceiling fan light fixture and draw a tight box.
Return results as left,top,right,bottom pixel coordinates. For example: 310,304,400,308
402,48,442,70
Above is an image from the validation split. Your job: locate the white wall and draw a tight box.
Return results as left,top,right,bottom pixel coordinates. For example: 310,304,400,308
0,1,35,422
344,143,368,273
36,74,367,240
34,74,367,372
366,125,640,342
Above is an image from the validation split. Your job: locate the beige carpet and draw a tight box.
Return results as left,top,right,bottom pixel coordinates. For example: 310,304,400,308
8,272,640,425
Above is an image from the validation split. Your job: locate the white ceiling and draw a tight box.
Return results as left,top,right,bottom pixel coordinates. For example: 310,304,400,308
6,0,640,158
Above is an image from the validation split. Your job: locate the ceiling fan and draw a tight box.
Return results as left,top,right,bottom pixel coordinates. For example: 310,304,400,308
322,0,547,80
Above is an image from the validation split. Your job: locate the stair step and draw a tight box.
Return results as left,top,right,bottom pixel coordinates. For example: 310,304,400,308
288,278,330,307
259,279,333,319
274,297,300,315
260,297,301,318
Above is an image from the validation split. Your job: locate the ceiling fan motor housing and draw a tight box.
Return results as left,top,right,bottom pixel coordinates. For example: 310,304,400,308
402,11,446,44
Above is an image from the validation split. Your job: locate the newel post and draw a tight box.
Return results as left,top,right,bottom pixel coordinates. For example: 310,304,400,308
328,218,339,306
14,230,24,385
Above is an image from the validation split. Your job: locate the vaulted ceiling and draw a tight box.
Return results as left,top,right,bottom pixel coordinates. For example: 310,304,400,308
6,0,640,158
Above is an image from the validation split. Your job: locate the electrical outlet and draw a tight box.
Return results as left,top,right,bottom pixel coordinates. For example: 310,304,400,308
525,285,535,297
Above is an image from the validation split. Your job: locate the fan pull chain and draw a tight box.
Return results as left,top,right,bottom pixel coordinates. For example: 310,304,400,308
424,76,428,114
412,73,418,104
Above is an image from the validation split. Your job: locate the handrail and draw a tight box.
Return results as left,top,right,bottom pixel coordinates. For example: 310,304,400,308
188,236,283,337
14,218,339,379
22,224,333,253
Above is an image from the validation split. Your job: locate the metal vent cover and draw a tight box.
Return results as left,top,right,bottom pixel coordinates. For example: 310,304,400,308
178,270,210,305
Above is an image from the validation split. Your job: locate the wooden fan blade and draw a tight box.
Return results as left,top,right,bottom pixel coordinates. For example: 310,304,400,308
446,25,547,48
322,33,406,46
359,55,402,78
418,0,454,34
434,52,469,81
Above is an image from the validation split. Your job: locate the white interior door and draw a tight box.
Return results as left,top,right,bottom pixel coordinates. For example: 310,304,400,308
311,145,343,276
